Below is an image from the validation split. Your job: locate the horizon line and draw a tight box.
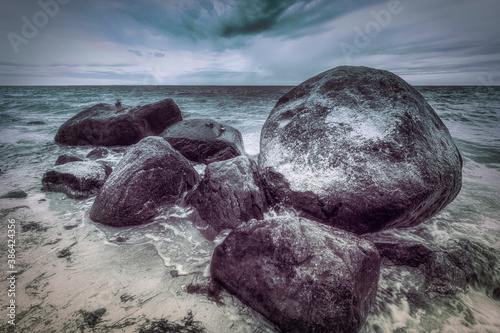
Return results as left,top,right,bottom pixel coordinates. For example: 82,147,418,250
1,84,499,88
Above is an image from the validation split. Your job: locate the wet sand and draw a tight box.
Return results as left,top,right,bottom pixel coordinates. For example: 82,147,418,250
0,192,276,333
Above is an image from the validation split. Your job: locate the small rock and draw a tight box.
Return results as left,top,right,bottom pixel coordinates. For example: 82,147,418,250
363,233,436,267
63,223,79,230
0,190,28,199
116,236,127,243
55,154,83,166
86,147,110,159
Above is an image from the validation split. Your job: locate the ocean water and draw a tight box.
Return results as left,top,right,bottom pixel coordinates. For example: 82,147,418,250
0,85,499,332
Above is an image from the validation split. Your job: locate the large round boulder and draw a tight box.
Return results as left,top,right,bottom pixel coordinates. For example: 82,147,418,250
160,118,245,164
55,98,182,146
89,136,199,226
211,217,381,333
42,161,112,199
259,66,462,234
185,156,267,232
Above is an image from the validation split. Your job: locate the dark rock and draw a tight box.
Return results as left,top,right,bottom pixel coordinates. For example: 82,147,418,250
363,233,436,267
89,137,199,226
367,234,499,297
96,162,113,176
160,118,245,164
424,251,468,295
259,66,462,234
115,236,128,243
63,223,79,230
211,217,381,333
55,98,182,146
442,238,500,300
27,121,46,125
86,147,110,159
41,161,110,199
111,147,127,154
55,154,83,166
186,156,267,232
0,190,28,199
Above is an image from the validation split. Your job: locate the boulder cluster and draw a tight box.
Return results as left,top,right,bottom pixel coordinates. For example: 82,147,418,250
43,66,464,332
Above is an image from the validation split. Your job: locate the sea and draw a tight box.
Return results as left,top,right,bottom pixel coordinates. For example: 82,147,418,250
0,85,499,332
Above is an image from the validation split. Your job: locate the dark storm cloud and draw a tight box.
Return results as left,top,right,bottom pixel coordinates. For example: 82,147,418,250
218,0,382,38
218,0,304,37
104,0,383,43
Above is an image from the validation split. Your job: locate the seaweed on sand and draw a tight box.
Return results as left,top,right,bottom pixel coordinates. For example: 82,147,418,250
138,310,206,333
21,221,48,232
57,247,72,258
79,308,107,329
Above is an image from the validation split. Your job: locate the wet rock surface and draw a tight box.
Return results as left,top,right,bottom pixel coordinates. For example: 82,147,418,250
55,154,83,166
211,217,381,333
0,189,28,199
186,156,267,232
160,118,245,164
259,66,462,234
90,137,199,226
365,233,500,298
55,98,182,146
86,147,110,160
363,233,437,267
41,161,111,199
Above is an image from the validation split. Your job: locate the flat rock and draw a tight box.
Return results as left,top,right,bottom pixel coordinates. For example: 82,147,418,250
55,98,182,146
363,233,436,267
89,137,199,226
186,156,267,232
211,217,381,333
259,66,462,234
55,154,83,166
366,233,500,296
160,118,245,164
41,161,112,199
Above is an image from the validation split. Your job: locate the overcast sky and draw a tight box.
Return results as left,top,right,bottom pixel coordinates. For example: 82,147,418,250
1,0,499,86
